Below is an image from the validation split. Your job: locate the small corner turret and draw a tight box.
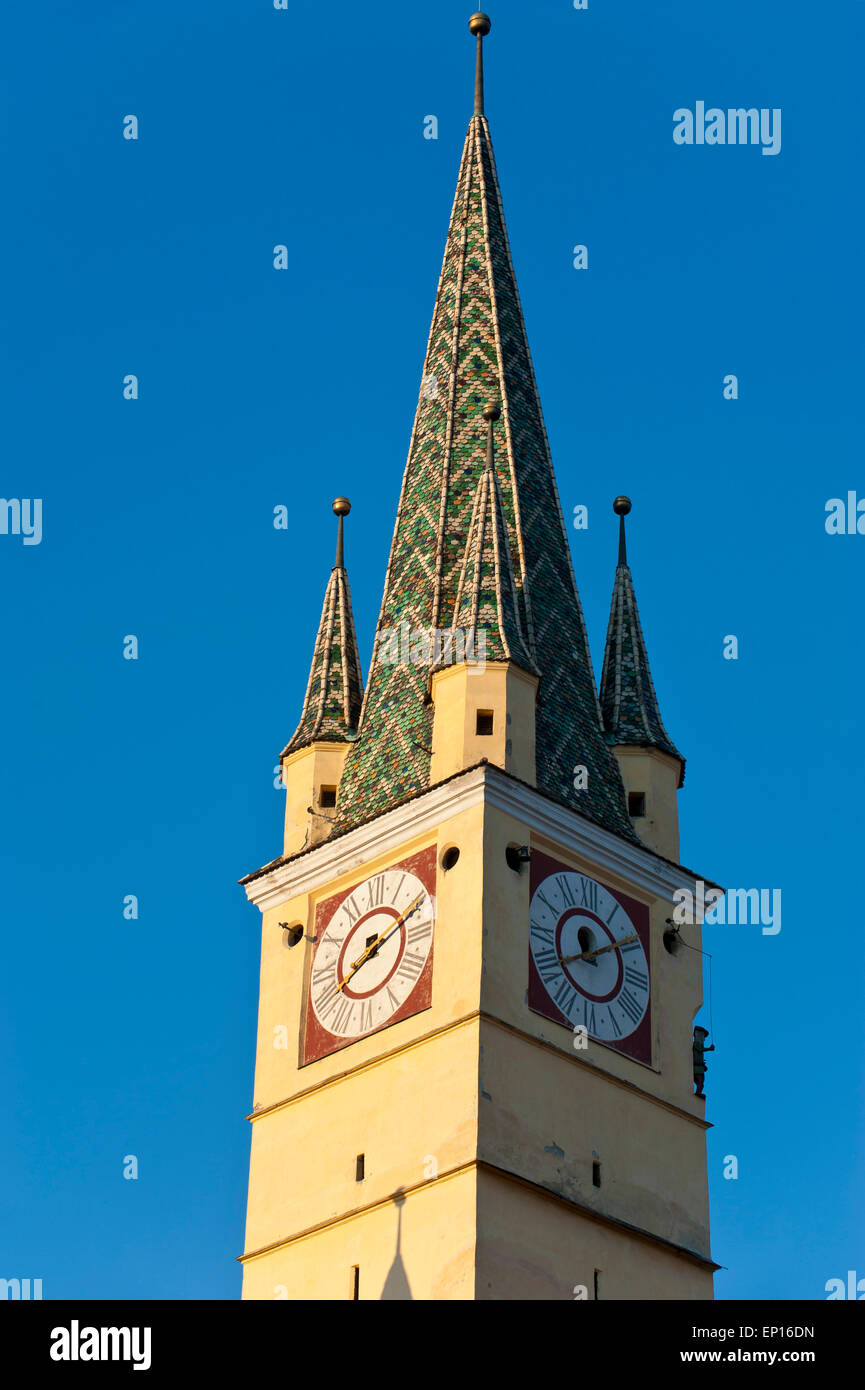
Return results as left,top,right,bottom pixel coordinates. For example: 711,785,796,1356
280,498,363,856
599,497,685,860
429,402,539,786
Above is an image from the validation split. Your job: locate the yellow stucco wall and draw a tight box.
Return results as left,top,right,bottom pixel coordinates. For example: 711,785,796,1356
244,1019,479,1256
475,1169,713,1301
430,661,537,786
281,742,351,856
613,745,682,861
242,1168,478,1301
241,775,713,1299
477,1020,711,1260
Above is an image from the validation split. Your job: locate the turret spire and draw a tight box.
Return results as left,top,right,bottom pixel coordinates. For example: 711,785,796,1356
447,401,537,673
281,498,363,757
599,497,684,780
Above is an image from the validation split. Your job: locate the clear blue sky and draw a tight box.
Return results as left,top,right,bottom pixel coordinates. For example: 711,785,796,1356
1,0,862,1300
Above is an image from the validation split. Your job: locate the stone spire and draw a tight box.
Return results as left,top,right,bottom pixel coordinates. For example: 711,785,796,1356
336,15,635,839
599,498,684,780
281,498,363,756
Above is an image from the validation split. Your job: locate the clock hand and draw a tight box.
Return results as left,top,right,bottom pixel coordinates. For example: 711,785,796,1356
334,895,425,994
360,896,424,964
337,897,423,987
559,932,640,966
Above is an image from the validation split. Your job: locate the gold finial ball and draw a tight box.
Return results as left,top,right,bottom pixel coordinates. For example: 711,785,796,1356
469,13,492,38
332,497,351,517
613,495,632,516
483,401,501,422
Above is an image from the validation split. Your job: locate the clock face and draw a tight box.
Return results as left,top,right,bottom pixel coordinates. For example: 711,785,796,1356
303,848,436,1064
528,852,652,1064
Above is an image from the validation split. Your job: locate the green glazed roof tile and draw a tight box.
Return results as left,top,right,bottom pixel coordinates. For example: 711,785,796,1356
282,563,363,756
332,112,636,840
600,559,685,779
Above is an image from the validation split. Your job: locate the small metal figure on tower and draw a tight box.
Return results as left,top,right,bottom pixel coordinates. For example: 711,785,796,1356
692,1026,715,1097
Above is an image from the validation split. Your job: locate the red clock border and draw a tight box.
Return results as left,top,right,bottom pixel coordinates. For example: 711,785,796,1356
301,845,436,1066
528,849,652,1065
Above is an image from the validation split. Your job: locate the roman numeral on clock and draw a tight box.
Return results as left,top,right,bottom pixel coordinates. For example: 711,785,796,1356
314,988,340,1024
366,875,386,908
407,919,432,946
534,947,560,983
579,877,598,911
552,978,576,1016
342,894,361,925
535,889,557,918
556,874,576,906
331,996,355,1033
530,921,554,945
624,965,648,991
618,987,643,1027
397,951,425,981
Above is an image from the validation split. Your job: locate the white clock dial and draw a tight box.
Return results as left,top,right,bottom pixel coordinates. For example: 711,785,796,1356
529,870,649,1041
310,868,434,1038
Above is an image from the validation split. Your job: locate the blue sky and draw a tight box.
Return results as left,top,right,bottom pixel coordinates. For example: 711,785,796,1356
1,0,862,1300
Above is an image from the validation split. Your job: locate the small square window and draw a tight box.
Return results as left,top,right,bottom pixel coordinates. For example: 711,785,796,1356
355,1154,365,1182
320,786,337,808
628,792,646,818
476,711,494,736
592,1160,601,1188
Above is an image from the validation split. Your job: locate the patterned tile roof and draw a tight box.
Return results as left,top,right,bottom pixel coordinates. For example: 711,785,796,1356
282,558,363,757
333,104,635,840
446,422,538,674
599,511,684,780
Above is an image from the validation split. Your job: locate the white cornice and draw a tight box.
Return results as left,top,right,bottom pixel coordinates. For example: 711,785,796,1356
242,765,714,912
481,771,712,901
243,768,487,911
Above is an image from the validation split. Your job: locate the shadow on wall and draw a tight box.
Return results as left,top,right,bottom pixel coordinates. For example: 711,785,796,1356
380,1191,412,1301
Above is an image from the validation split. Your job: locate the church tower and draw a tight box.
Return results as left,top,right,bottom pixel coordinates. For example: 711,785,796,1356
239,14,717,1301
